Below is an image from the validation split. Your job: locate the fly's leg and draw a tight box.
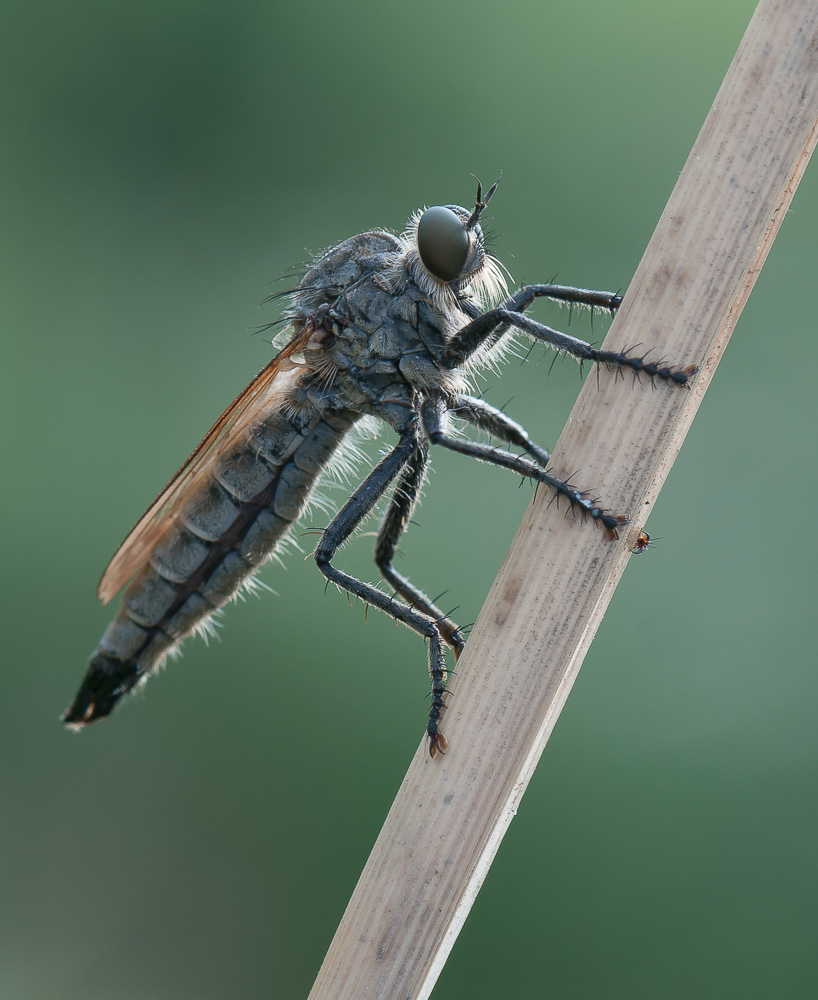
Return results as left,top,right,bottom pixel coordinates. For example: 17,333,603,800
507,283,623,314
449,283,622,359
420,397,628,538
442,284,697,386
374,445,466,657
314,432,450,756
451,394,551,468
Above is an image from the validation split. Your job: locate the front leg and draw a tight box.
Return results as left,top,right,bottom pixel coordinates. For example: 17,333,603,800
442,284,697,388
444,283,623,365
503,283,624,314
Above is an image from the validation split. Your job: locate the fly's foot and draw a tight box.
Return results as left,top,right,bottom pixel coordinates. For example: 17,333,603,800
603,512,630,540
428,728,449,758
602,351,699,387
656,361,698,385
563,489,629,538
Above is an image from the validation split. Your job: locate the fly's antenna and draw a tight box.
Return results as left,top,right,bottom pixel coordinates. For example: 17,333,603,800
467,171,502,229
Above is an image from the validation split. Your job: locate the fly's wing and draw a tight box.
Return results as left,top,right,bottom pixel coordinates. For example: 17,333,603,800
98,323,314,603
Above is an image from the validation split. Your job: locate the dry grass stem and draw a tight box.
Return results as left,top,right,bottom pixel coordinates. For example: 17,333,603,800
308,3,818,997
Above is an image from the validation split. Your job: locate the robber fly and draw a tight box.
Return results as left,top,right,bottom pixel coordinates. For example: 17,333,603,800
63,177,696,755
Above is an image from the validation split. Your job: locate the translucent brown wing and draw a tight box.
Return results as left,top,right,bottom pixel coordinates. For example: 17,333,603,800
98,324,313,603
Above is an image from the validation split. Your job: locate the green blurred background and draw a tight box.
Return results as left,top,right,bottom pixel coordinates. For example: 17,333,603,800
2,1,816,997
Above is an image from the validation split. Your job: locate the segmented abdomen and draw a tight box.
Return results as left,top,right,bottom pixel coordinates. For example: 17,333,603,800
64,407,358,725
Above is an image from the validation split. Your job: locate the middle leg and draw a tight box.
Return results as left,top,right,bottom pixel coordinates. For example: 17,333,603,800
420,396,628,538
450,394,551,468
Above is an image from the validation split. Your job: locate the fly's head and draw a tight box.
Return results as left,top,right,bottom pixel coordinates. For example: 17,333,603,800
400,175,508,314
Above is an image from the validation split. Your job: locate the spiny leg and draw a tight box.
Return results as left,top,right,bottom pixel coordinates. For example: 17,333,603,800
374,445,466,657
442,283,697,387
314,431,450,755
446,283,623,362
451,394,551,468
420,396,628,538
504,282,623,314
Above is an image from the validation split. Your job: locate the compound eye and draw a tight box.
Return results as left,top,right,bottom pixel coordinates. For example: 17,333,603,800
417,206,469,282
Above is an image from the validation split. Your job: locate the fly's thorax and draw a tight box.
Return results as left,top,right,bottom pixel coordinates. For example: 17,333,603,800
321,263,472,367
291,214,503,360
292,230,405,318
287,206,505,413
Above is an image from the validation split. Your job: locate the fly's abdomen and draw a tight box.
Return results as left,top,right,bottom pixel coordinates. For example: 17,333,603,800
64,409,358,726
